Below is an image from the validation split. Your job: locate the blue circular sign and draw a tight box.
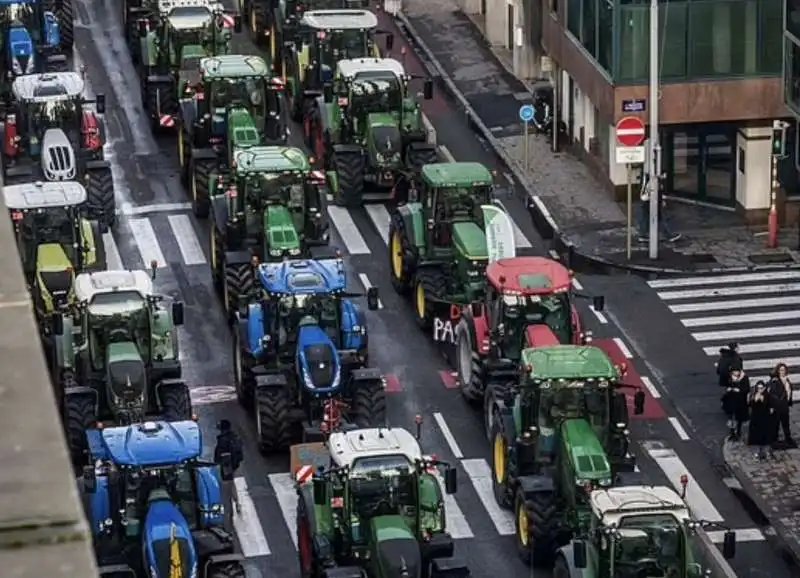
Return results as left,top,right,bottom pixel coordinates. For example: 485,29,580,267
519,104,534,123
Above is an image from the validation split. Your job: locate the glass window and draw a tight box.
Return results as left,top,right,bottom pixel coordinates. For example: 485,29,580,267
618,6,649,81
660,3,687,78
582,0,597,56
597,0,613,72
568,0,581,39
761,0,782,73
786,38,800,114
788,0,800,40
689,1,758,77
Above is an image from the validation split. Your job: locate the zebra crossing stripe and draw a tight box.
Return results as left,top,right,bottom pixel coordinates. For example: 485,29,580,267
233,477,271,557
647,270,800,289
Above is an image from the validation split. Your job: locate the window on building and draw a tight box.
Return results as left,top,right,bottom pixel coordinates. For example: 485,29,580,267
660,3,687,78
761,0,782,73
582,0,597,57
618,7,649,81
787,0,800,41
689,1,758,77
785,37,800,115
568,0,581,39
598,0,613,72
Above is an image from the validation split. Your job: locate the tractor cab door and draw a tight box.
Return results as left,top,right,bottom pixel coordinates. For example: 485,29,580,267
428,186,452,248
264,80,286,142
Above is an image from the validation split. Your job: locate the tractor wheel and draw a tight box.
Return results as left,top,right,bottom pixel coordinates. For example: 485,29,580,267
207,561,246,578
55,0,74,52
388,211,416,295
332,150,364,207
455,319,483,404
210,224,225,293
232,329,254,409
85,167,115,233
350,378,386,427
406,144,438,171
190,157,214,218
515,488,560,566
490,414,512,508
249,5,262,46
413,268,447,331
256,387,292,454
223,262,255,314
144,83,178,133
552,555,570,578
160,383,192,421
64,393,96,467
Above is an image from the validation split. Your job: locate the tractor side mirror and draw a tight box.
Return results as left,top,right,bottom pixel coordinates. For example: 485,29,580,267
573,540,587,568
593,295,605,312
313,478,326,506
323,83,334,104
423,79,433,101
443,466,457,494
722,530,736,559
96,94,106,114
51,313,64,336
83,465,96,493
233,14,242,33
634,390,645,415
172,302,185,326
366,287,379,310
385,33,394,51
137,18,148,38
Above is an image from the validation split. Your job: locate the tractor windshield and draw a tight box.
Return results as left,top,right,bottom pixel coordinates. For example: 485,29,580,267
248,172,305,209
274,292,339,346
536,385,609,447
503,292,571,343
124,466,200,530
209,77,266,111
13,207,77,269
348,455,417,535
350,75,402,112
87,293,150,368
318,29,370,65
612,516,684,578
25,97,79,130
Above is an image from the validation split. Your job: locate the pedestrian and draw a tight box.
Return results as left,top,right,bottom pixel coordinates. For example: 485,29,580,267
747,381,773,460
214,419,244,529
728,368,750,441
636,177,681,243
716,343,742,388
768,363,796,449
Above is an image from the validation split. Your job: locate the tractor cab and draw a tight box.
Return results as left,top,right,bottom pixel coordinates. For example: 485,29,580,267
5,181,100,320
5,72,106,180
213,146,326,260
0,0,61,79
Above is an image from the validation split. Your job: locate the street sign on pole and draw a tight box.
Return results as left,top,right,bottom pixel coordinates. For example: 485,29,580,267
519,104,534,123
616,147,646,165
616,116,646,147
520,104,534,171
615,116,647,262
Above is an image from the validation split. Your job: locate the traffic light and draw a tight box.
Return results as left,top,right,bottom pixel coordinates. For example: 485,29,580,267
772,122,788,158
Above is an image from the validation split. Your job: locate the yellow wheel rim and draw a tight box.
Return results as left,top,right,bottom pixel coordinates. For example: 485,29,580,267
177,130,184,168
415,283,426,319
250,8,257,35
518,504,529,546
270,25,277,63
494,434,505,484
210,226,217,270
391,231,403,279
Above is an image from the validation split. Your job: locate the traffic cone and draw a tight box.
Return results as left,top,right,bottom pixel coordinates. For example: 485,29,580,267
768,202,778,248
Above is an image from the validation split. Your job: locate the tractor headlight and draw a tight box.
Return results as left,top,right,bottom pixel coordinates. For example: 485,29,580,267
376,152,385,163
211,504,222,513
303,369,315,389
289,248,301,256
269,249,282,257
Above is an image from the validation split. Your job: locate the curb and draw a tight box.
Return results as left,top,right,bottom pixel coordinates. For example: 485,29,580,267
394,11,800,278
721,439,800,567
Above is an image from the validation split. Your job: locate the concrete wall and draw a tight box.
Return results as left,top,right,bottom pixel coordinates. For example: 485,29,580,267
736,126,773,211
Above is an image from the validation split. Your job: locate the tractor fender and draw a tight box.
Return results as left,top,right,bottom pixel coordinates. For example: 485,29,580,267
53,316,75,369
517,474,554,500
553,546,579,577
421,533,455,563
211,194,228,228
178,99,196,126
255,372,289,396
85,158,110,171
485,393,515,446
64,385,99,412
207,553,246,568
191,147,217,161
98,563,136,577
349,367,382,383
322,567,366,578
225,250,252,266
332,143,363,156
153,378,188,408
429,556,470,578
339,299,366,352
394,203,425,255
245,302,266,357
297,484,336,562
145,74,173,86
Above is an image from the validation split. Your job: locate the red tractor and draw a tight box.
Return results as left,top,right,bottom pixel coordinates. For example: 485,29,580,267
451,256,605,403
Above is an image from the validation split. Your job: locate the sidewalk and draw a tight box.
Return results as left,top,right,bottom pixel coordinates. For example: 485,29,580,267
397,0,800,275
723,411,800,566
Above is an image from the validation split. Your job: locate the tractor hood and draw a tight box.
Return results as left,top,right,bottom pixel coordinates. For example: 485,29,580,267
8,25,34,75
36,243,73,309
144,493,198,578
296,322,341,395
41,128,77,180
106,341,147,411
367,112,402,164
97,420,202,467
372,515,421,578
265,204,300,257
561,418,613,485
452,221,488,260
213,107,261,148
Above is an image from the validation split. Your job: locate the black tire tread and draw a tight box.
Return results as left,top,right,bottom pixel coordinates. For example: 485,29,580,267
192,158,214,218
406,144,438,171
388,211,416,295
207,561,247,578
456,319,483,403
85,167,115,232
519,490,560,566
256,388,292,454
224,262,255,313
350,378,386,427
333,150,365,207
160,383,192,421
55,0,74,52
414,267,448,330
144,82,179,120
64,392,95,466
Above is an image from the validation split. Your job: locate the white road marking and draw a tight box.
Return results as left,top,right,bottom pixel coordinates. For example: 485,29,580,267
461,458,515,536
613,337,633,359
365,204,391,245
529,195,559,234
439,145,455,162
233,477,272,557
433,412,464,459
589,305,608,324
549,249,560,260
129,218,167,268
656,283,800,301
493,199,533,249
421,114,437,143
327,206,370,254
742,357,800,371
706,528,765,543
102,232,124,270
692,325,800,342
668,295,800,313
267,473,299,549
668,417,690,441
640,376,661,399
168,214,206,265
119,202,193,216
571,278,583,290
645,444,723,522
702,341,800,356
190,385,237,406
431,471,474,539
357,274,383,309
683,310,800,327
647,270,800,289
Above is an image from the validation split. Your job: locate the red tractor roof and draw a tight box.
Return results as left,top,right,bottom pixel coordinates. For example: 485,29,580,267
486,257,572,295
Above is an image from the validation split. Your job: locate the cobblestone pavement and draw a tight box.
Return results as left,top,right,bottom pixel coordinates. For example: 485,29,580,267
402,0,800,270
723,409,800,563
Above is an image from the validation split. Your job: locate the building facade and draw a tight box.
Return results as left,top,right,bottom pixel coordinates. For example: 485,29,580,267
780,0,800,204
474,0,786,218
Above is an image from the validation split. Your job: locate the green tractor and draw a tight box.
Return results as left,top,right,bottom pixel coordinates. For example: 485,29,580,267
555,485,737,578
137,0,241,132
5,181,104,335
388,162,507,328
283,9,385,122
308,57,437,207
485,345,646,566
178,54,289,218
294,426,471,578
51,268,190,465
209,145,330,313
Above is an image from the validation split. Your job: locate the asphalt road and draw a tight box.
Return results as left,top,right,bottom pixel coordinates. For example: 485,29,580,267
74,1,791,576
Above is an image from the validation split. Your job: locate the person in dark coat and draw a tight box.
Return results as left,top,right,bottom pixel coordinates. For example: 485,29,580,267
214,419,244,529
728,368,750,441
748,381,773,460
716,343,742,388
768,363,796,449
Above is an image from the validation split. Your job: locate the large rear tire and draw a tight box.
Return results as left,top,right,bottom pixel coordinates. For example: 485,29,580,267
232,330,254,409
455,319,483,403
64,392,96,467
332,150,365,207
160,383,192,421
224,262,255,314
388,211,415,295
85,167,115,233
350,378,386,427
413,268,448,331
406,143,438,171
515,488,560,567
55,0,74,52
191,158,214,218
207,561,247,578
256,387,292,454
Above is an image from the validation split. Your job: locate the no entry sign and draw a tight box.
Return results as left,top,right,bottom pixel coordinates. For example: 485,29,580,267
616,117,646,147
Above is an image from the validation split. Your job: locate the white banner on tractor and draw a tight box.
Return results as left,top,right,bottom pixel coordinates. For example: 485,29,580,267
481,205,517,263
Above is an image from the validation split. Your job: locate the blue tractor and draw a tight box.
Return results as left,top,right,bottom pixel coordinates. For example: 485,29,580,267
79,419,246,578
231,257,386,453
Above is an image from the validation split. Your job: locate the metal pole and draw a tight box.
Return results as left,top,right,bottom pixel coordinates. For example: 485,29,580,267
524,121,529,171
552,67,559,153
626,165,633,260
648,0,660,259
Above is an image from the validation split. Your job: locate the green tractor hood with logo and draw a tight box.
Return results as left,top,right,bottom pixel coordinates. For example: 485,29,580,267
36,243,75,314
561,418,613,485
105,341,148,416
452,221,488,296
370,515,423,578
264,204,301,257
219,107,262,150
365,112,402,169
